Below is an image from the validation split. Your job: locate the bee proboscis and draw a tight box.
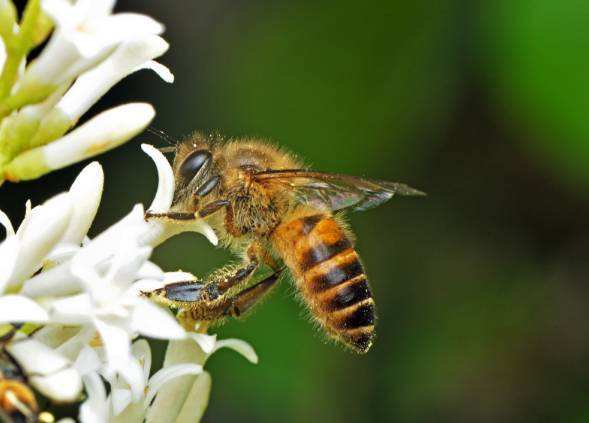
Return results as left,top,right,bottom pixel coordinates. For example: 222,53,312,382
145,133,424,353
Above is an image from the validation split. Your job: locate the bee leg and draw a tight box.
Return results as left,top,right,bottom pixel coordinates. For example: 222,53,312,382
223,270,282,318
145,200,230,222
144,210,197,221
143,263,259,322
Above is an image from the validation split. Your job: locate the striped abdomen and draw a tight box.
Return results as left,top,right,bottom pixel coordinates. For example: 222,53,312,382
272,212,376,353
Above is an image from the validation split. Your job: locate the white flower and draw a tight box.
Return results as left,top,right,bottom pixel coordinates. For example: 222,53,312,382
55,35,172,124
146,328,258,423
0,0,175,183
15,0,164,92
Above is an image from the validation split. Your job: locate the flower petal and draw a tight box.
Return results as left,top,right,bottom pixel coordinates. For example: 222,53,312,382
21,260,80,297
30,367,83,402
116,356,145,402
175,371,212,423
145,363,202,405
57,35,169,122
131,339,152,385
141,144,174,212
131,299,185,340
187,333,216,355
110,387,133,416
8,193,73,286
135,60,174,83
5,104,155,181
0,209,14,237
145,339,207,423
94,319,132,373
49,294,93,324
74,346,102,376
62,161,104,245
80,373,108,423
213,338,258,364
0,236,18,293
0,295,49,323
7,338,71,374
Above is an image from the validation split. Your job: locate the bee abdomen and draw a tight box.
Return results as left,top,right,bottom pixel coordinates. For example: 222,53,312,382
275,213,376,353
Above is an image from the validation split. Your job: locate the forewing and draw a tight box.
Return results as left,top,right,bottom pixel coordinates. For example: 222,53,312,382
253,169,425,212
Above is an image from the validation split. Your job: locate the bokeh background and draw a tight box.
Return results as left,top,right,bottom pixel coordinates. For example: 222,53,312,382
3,0,589,421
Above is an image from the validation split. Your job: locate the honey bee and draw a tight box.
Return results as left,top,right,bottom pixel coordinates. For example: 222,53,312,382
145,133,424,353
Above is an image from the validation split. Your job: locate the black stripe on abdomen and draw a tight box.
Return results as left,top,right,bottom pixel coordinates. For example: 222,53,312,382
300,238,352,271
321,277,372,311
309,258,364,292
335,301,375,330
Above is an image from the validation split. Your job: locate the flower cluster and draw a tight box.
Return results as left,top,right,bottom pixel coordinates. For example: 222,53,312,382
0,0,172,183
0,146,257,422
0,1,260,421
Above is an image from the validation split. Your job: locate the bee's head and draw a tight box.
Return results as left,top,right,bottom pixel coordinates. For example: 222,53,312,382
172,134,222,207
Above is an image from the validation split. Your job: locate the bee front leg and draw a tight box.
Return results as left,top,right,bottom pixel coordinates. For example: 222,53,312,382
145,199,230,222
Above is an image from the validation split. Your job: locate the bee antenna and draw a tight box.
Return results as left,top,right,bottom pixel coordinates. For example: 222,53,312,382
147,126,177,146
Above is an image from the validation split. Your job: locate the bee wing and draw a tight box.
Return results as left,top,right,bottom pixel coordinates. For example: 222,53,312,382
253,169,425,212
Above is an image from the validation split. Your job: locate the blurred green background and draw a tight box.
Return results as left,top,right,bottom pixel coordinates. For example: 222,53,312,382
3,0,589,421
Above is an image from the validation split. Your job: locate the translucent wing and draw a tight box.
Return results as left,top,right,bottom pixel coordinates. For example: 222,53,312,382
253,169,425,212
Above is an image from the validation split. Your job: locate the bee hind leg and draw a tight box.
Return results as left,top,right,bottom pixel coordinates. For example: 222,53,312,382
223,270,283,318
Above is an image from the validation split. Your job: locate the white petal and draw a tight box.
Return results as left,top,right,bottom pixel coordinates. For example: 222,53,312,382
175,371,212,423
16,200,32,238
41,0,76,28
31,367,83,402
187,333,216,355
80,373,109,423
141,144,174,212
0,236,18,293
21,261,80,297
110,388,133,416
130,279,165,295
33,325,81,349
131,339,152,384
76,0,115,19
137,261,164,280
131,299,185,340
49,294,93,323
74,346,102,376
86,13,164,40
0,209,14,237
56,326,96,361
145,339,207,422
0,295,49,323
39,103,155,172
9,193,73,286
111,401,147,423
213,338,258,364
7,339,70,374
62,162,104,245
163,271,197,284
57,35,169,121
117,356,145,402
145,363,202,405
94,319,132,372
44,243,81,264
135,60,174,83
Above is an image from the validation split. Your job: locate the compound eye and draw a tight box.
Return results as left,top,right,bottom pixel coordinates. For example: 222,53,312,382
179,149,211,181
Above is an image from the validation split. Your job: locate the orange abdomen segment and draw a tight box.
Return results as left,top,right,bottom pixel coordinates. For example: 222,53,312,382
272,213,376,353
